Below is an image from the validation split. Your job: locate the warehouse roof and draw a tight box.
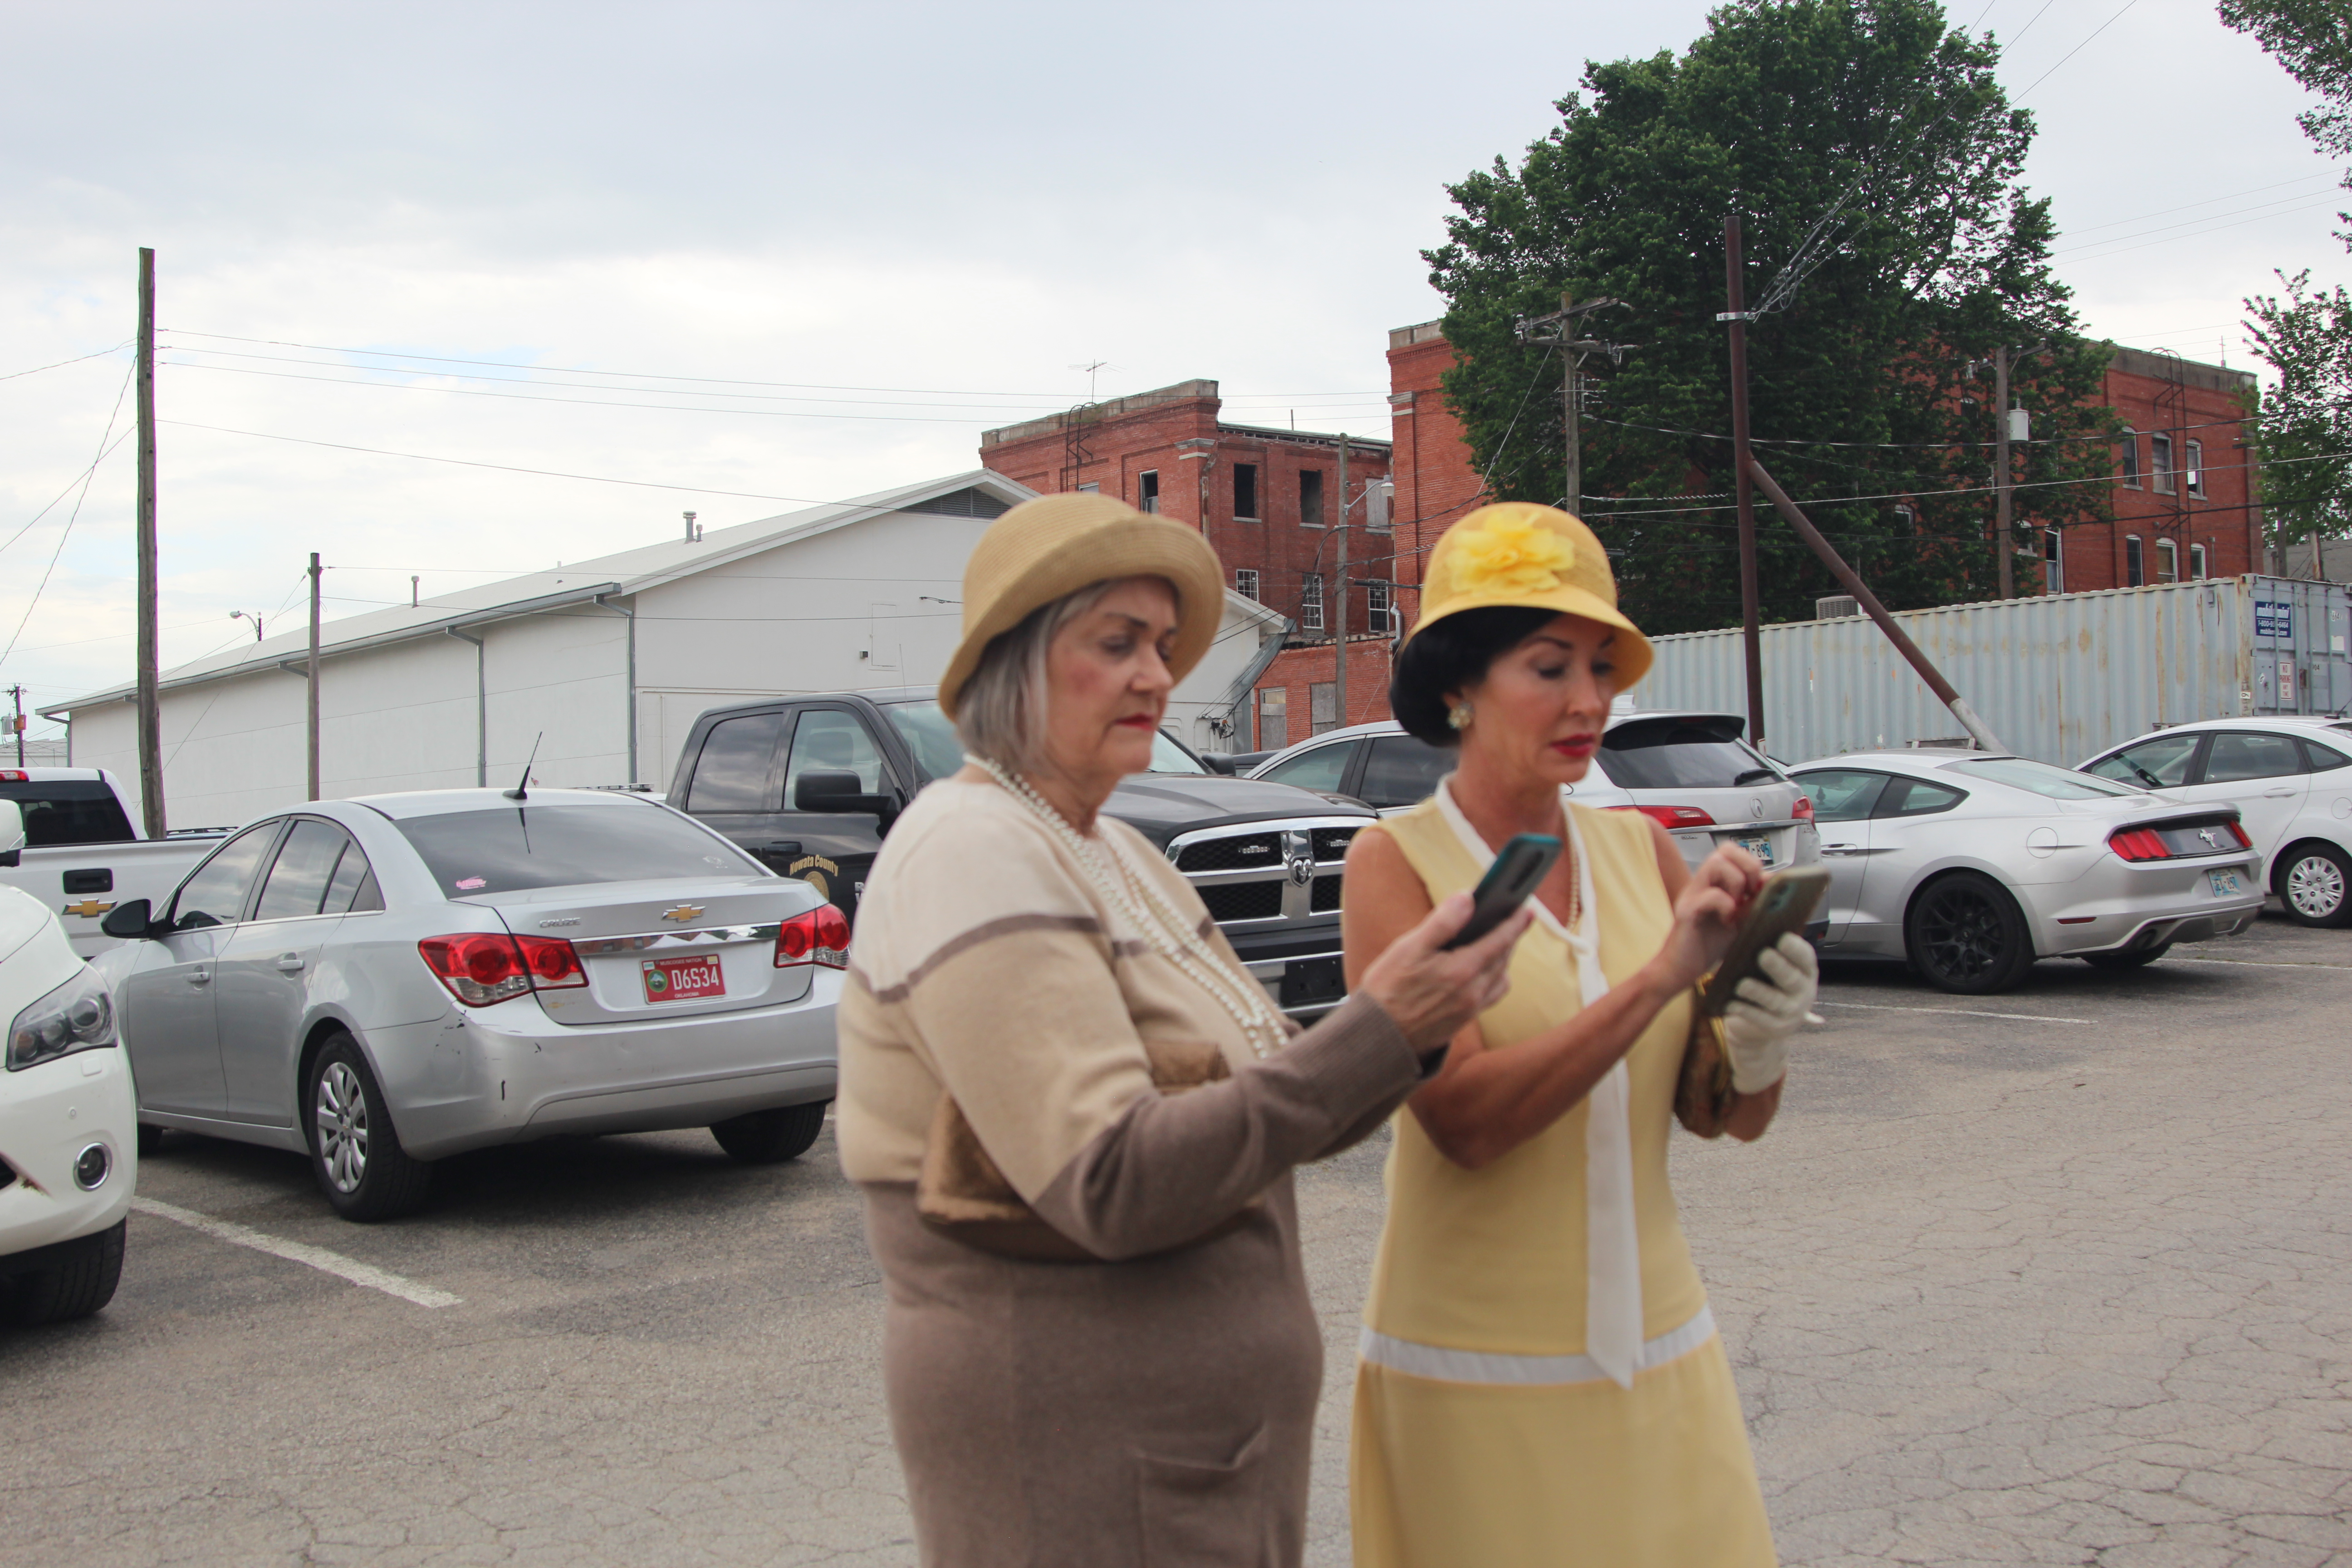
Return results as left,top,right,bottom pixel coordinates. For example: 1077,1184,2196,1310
45,469,1034,716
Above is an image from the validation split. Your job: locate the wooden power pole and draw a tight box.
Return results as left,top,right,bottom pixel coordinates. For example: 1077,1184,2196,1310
1334,437,1349,730
307,552,323,800
135,248,165,836
1994,344,2014,600
1720,216,1766,752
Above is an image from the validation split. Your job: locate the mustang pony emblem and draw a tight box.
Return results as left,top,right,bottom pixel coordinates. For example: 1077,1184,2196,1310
660,904,706,923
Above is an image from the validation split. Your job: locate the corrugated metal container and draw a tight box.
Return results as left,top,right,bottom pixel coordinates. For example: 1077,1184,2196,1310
1642,575,2352,766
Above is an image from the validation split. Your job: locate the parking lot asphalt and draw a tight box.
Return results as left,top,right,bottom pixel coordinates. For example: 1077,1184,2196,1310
6,906,2350,1567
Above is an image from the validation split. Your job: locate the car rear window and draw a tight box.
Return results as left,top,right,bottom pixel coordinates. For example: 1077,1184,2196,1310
392,804,761,896
1596,720,1778,790
0,780,136,846
1944,757,2132,799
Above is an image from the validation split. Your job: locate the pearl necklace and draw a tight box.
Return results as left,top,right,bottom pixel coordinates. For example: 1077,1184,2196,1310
967,755,1289,1060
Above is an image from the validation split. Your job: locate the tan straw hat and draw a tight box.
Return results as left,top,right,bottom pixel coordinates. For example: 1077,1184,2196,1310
937,492,1226,719
1408,502,1653,689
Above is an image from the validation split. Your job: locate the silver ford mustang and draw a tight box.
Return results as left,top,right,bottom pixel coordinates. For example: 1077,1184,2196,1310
1788,752,2263,993
92,788,843,1220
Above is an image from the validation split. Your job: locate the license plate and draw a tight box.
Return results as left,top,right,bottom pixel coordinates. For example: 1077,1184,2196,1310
1279,955,1346,1008
1735,834,1776,867
2208,868,2245,897
642,953,725,1003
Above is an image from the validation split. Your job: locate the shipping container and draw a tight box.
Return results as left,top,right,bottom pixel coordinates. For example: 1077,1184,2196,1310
1642,575,2352,767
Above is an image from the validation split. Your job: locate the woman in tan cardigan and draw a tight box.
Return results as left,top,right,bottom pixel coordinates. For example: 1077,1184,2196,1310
836,493,1529,1567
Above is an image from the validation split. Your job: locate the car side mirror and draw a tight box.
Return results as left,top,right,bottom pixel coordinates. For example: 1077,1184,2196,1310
0,799,22,867
794,770,899,822
1200,753,1239,775
101,898,156,940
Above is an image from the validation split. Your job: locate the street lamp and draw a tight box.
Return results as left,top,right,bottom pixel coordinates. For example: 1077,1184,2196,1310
230,610,263,642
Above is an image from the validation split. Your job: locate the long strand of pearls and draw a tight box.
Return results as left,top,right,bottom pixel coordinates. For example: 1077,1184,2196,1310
968,754,1289,1059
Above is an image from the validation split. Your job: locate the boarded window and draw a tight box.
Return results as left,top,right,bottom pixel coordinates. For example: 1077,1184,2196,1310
2151,433,2175,494
1310,681,1338,735
1257,687,1287,752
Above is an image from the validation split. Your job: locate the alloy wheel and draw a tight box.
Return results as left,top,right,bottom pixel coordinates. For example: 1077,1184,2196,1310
315,1060,370,1194
2286,853,2347,921
1916,884,2011,985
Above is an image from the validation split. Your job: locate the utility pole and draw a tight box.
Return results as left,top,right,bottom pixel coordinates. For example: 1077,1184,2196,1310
135,248,165,837
1994,344,2014,599
1335,437,1350,729
307,552,323,801
1514,292,1632,519
8,685,23,769
1719,216,1766,752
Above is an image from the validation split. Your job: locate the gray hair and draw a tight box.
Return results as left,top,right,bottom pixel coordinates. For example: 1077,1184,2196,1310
954,580,1120,774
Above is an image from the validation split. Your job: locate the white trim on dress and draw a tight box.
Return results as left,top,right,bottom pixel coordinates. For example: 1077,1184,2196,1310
1358,1307,1718,1388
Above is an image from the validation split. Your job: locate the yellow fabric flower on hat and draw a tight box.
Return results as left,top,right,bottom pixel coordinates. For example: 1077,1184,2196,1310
1450,510,1576,598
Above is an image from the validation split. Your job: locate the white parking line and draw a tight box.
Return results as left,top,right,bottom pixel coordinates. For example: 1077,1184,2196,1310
131,1196,461,1309
2170,955,2352,970
1815,1000,2091,1025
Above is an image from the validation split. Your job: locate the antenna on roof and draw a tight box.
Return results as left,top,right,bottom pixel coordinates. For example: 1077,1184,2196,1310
683,510,701,543
504,731,543,801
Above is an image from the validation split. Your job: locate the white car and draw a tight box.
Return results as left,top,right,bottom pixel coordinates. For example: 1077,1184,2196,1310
0,800,136,1324
1246,712,1823,877
1791,752,2264,993
2079,717,2352,927
95,788,842,1221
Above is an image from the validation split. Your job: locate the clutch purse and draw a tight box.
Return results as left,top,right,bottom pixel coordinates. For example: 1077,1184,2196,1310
1674,992,1738,1138
916,1036,1245,1261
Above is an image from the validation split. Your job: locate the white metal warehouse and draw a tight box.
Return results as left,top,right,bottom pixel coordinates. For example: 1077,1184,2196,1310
46,471,1290,828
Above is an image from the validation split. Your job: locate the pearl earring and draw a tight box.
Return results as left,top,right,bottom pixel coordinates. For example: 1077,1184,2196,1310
1447,701,1474,731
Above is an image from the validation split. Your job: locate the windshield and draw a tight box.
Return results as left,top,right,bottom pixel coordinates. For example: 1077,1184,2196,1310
1943,757,2134,799
882,700,1206,779
393,804,761,897
1597,720,1780,790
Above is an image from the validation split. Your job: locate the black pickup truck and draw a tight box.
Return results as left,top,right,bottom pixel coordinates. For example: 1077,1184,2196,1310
665,687,1373,1017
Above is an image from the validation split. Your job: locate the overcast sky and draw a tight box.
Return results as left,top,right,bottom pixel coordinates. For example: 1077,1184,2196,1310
0,0,2337,735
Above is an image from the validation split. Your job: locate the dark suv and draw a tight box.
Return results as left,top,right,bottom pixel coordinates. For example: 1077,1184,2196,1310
665,688,1374,1016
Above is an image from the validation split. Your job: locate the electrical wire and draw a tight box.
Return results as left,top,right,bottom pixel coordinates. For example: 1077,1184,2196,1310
0,343,131,384
2009,0,2140,101
0,363,135,671
0,428,138,556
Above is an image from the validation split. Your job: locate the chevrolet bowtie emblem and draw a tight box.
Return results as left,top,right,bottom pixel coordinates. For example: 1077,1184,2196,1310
660,904,705,923
62,899,115,920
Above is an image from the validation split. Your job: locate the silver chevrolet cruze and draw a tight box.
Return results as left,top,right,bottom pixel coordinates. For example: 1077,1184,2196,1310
91,788,843,1220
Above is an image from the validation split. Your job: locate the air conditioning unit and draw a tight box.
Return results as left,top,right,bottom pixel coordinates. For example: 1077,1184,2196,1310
1816,594,1861,619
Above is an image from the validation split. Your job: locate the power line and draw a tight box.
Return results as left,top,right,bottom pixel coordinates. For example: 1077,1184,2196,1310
0,343,131,384
0,363,135,671
2009,0,2140,102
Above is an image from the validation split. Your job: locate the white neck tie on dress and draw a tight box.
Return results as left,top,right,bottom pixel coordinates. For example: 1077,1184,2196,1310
1436,783,1644,1390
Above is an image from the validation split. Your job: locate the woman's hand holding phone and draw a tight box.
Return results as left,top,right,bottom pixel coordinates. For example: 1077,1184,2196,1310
1656,843,1766,991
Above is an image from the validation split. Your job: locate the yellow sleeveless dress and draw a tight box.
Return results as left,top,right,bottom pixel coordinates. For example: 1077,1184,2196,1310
1349,787,1776,1568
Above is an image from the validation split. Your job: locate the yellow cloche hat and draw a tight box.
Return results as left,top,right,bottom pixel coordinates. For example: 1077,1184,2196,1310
938,492,1226,719
1409,502,1653,689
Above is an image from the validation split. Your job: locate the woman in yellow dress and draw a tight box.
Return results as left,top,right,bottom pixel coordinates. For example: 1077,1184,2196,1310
1343,504,1819,1567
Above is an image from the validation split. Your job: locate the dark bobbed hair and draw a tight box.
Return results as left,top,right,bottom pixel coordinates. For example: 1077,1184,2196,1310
1389,605,1564,747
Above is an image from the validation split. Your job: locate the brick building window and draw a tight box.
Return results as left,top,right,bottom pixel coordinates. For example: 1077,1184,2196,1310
2186,439,2205,498
2151,433,2175,494
1310,681,1338,735
1257,686,1287,751
2126,534,2145,586
1138,470,1159,513
1299,470,1326,528
2190,543,2208,580
1367,578,1392,632
2117,428,2140,488
1300,573,1324,632
2043,529,2063,594
2156,538,2178,583
1235,568,1259,601
1235,464,1259,521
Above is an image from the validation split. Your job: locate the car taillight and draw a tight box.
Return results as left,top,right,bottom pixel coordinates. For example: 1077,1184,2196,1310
2107,828,2171,862
2224,819,2252,847
0,769,25,782
418,932,586,1005
1632,804,1716,829
775,904,851,970
1791,794,1814,822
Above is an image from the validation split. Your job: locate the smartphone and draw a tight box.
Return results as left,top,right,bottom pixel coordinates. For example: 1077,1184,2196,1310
1441,833,1562,951
1698,865,1831,1016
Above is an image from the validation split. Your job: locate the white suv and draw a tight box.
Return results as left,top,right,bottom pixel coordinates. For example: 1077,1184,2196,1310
1245,712,1823,876
2080,717,2352,926
0,800,135,1325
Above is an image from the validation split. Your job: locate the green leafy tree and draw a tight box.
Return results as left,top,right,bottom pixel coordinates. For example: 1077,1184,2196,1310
1427,0,2112,633
2223,0,2352,549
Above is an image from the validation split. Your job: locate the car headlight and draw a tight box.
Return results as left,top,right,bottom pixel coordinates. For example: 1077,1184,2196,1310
6,970,118,1072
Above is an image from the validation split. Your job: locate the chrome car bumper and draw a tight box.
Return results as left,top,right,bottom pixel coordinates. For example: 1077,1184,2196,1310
0,1047,136,1263
380,968,843,1161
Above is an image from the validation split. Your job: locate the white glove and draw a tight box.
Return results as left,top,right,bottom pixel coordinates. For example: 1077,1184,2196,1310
1722,934,1818,1094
